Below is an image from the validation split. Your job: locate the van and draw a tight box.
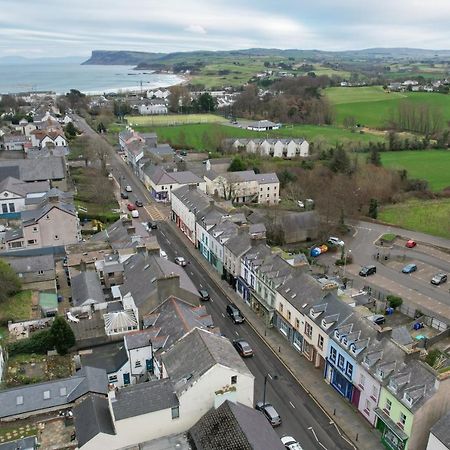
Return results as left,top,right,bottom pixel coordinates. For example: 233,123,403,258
359,265,376,277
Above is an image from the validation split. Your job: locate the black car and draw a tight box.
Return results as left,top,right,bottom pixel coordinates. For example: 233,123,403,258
431,273,448,285
233,339,253,357
135,199,144,207
148,221,158,229
226,304,245,324
199,289,210,301
359,265,376,277
120,191,129,199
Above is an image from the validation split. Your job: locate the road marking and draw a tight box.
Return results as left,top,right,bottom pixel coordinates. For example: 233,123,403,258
267,374,273,380
235,331,239,336
221,313,225,318
352,228,358,238
289,401,296,409
200,283,203,288
308,427,328,450
190,272,194,276
210,298,214,303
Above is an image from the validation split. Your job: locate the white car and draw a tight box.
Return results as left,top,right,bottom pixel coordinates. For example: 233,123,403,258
125,185,132,192
174,256,187,267
281,436,303,450
131,210,139,218
160,250,168,259
328,236,345,247
297,200,304,208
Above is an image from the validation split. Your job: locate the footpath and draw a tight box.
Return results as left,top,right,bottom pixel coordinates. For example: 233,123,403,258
167,220,383,450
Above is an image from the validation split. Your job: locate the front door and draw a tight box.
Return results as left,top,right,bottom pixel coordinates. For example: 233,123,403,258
123,372,130,385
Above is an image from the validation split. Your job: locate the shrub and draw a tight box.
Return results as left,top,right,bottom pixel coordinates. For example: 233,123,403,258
8,330,54,356
387,295,403,309
425,349,441,368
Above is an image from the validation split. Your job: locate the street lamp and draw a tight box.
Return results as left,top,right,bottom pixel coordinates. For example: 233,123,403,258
263,373,278,406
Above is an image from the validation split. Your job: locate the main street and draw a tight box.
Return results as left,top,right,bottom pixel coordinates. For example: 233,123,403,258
72,115,356,450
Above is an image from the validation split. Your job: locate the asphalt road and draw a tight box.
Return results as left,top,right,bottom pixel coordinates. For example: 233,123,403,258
73,114,354,450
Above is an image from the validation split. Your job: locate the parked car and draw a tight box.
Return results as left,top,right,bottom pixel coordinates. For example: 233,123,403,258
108,173,114,180
402,263,417,274
120,191,129,199
148,221,158,229
359,265,376,277
368,314,385,326
180,150,187,156
131,210,139,218
125,185,132,192
406,239,417,248
255,402,281,427
159,250,168,259
328,236,345,247
135,199,143,207
127,203,136,211
431,273,448,285
199,289,210,301
174,256,187,267
226,304,245,324
297,200,304,208
281,436,303,450
233,339,253,357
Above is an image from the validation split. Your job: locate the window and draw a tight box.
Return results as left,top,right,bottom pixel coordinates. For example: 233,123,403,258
295,318,300,329
27,240,36,245
38,270,44,275
108,375,118,382
1,204,7,213
318,335,324,350
279,303,283,313
171,406,180,419
287,311,291,320
305,322,313,338
372,385,378,399
359,374,365,388
8,203,15,213
346,362,353,378
266,194,269,198
267,187,270,191
135,360,142,368
399,412,407,427
60,387,67,396
43,390,51,400
16,396,23,405
54,235,59,240
33,226,38,232
231,375,237,385
385,399,392,415
338,355,345,369
330,347,337,363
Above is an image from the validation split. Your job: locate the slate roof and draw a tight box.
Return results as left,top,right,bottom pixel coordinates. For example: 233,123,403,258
254,173,279,184
71,271,104,307
4,254,55,274
21,202,76,226
189,400,284,450
0,436,37,450
112,378,178,420
147,144,174,157
247,120,277,128
124,329,157,350
0,366,107,419
224,232,252,257
80,342,128,374
0,177,50,197
430,409,450,448
162,328,253,395
145,166,203,186
0,157,65,182
171,185,211,217
4,228,23,242
73,394,115,447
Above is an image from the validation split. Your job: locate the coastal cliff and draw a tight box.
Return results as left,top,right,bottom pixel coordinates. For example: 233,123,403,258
82,50,164,66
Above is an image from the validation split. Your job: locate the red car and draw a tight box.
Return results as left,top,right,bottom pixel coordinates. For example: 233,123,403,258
406,240,417,248
127,203,136,211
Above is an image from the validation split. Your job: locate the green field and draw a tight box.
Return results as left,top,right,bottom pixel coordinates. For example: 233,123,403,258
118,122,384,152
125,114,227,126
0,290,32,324
380,150,450,191
325,86,450,128
380,199,450,239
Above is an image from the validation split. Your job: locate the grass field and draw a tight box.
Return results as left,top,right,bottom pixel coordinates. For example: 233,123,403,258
325,86,450,128
119,122,384,152
380,150,450,191
0,290,32,324
380,199,450,239
125,114,227,126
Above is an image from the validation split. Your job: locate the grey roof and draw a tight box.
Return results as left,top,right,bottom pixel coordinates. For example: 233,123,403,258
0,177,50,197
247,120,277,128
0,157,65,182
224,232,252,257
391,326,414,346
147,144,174,157
21,201,76,226
254,173,279,184
26,146,70,159
0,366,107,419
145,165,202,186
80,342,128,374
4,228,23,242
171,186,211,216
124,329,157,350
3,134,29,143
162,328,253,395
112,378,178,420
4,254,55,274
73,394,115,447
71,271,104,306
430,409,450,447
0,437,37,450
189,400,284,450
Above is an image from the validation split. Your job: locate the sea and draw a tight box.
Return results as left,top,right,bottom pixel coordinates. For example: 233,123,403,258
0,61,184,95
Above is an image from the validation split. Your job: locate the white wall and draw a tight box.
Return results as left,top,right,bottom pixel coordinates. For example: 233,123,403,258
0,191,25,214
426,433,448,450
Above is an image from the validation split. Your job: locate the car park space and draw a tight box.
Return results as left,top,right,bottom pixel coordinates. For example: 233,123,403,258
386,260,448,289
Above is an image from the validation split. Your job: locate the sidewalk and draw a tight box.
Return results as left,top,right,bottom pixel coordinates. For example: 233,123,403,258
168,220,383,450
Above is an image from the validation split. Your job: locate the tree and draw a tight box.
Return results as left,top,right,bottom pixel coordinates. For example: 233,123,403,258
387,295,403,310
343,116,356,129
97,122,107,134
328,146,351,174
277,169,297,188
50,315,75,355
64,121,78,139
368,148,382,166
368,198,378,219
0,259,22,303
228,157,247,172
193,93,217,113
65,89,87,111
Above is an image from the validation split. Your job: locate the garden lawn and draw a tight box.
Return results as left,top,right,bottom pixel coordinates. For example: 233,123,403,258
0,290,32,324
117,123,384,152
379,199,450,239
125,114,227,127
380,150,450,191
325,86,450,128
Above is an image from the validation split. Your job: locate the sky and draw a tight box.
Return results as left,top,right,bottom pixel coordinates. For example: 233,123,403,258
1,0,450,58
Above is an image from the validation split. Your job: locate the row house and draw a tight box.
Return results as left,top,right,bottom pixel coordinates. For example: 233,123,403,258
138,99,168,115
119,129,144,151
227,138,310,158
2,134,31,151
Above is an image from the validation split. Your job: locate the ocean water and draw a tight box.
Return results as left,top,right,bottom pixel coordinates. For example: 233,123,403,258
0,62,183,95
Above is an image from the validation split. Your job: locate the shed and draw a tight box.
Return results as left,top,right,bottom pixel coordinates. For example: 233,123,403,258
39,292,58,317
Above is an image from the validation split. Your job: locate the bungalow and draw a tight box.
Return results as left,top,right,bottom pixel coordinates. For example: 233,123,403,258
246,120,280,132
2,134,30,151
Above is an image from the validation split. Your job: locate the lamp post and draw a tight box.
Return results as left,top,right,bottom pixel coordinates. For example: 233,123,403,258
263,373,278,406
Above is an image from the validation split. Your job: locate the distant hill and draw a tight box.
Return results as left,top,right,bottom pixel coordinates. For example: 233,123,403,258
82,47,450,66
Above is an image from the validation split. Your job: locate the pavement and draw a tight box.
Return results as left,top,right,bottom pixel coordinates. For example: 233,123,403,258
164,219,382,450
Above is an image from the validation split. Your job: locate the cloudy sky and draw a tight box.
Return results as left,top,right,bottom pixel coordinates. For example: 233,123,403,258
1,0,450,58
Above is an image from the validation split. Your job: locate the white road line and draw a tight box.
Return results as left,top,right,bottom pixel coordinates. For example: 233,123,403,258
190,272,194,276
210,298,214,303
235,331,239,336
289,401,296,409
267,374,273,380
221,313,225,318
307,427,328,450
200,283,203,288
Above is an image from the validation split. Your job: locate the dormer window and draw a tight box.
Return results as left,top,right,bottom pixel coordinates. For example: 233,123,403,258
334,330,340,339
389,379,398,393
377,369,385,380
350,343,357,355
403,393,413,407
342,337,348,346
363,356,370,367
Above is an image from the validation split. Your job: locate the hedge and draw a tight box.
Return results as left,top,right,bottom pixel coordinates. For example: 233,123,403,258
8,330,54,356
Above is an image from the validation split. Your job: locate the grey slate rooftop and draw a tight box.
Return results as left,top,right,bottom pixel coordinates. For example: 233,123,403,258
112,378,178,420
71,271,104,307
430,409,450,448
4,253,55,274
0,157,65,182
80,342,128,374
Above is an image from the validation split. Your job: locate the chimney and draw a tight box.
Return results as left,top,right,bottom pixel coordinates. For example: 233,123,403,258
188,184,196,191
121,217,132,227
209,200,215,207
136,244,147,255
108,384,118,402
126,226,136,235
